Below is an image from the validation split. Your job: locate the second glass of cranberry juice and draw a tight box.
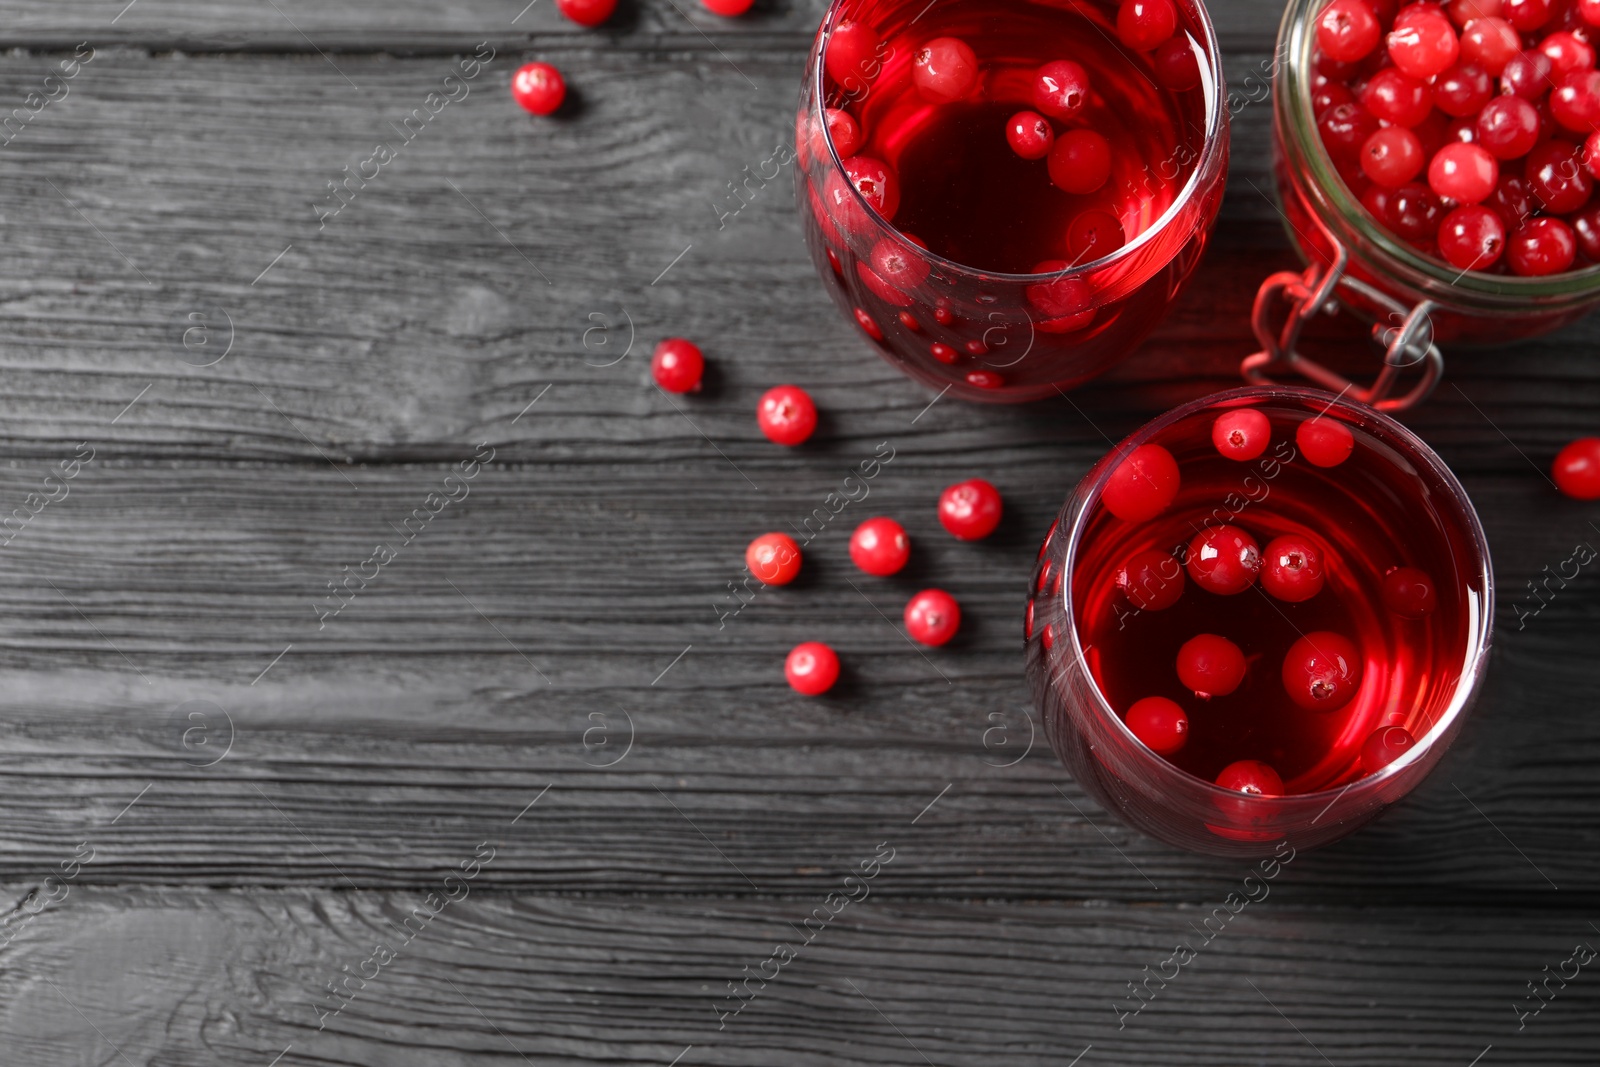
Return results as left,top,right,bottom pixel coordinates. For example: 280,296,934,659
796,0,1229,403
1026,388,1493,855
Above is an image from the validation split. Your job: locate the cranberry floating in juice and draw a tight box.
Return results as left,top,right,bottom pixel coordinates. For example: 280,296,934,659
796,0,1228,402
1027,387,1492,855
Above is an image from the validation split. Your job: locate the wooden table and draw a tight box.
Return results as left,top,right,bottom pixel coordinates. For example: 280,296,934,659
0,1,1594,1063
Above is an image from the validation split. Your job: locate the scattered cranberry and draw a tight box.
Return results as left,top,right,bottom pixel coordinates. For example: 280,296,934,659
1387,6,1461,78
651,338,705,393
1033,59,1092,121
1212,408,1272,461
1117,0,1177,51
1282,630,1363,710
1438,204,1507,268
1319,0,1383,61
913,36,979,103
1101,443,1180,522
1187,524,1264,595
930,342,959,364
1114,548,1185,611
1216,759,1284,796
938,478,1003,540
1361,724,1417,772
1296,416,1356,468
1153,35,1201,90
1507,216,1578,274
557,0,616,26
747,532,802,585
511,63,566,115
825,108,863,157
1429,141,1499,202
1553,437,1600,497
1261,533,1327,602
786,642,840,695
850,517,911,576
1176,633,1247,697
854,306,885,340
904,589,961,646
702,0,754,15
1006,110,1056,160
898,311,921,331
966,370,1005,389
1125,696,1189,755
757,385,818,446
1382,565,1438,616
1024,598,1035,639
1362,126,1426,186
1048,129,1112,194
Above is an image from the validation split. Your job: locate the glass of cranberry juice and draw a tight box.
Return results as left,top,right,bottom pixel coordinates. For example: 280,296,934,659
1026,387,1492,856
796,0,1229,403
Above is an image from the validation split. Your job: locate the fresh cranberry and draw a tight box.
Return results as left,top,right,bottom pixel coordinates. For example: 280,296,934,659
1362,126,1426,186
1503,0,1553,30
870,236,931,295
702,0,754,15
1446,115,1480,143
1428,141,1499,202
1572,200,1600,255
1033,60,1092,121
1261,533,1327,602
966,370,1004,389
757,385,818,446
850,517,911,576
1006,110,1055,161
1025,261,1095,318
1553,436,1600,497
1048,129,1112,194
1102,444,1180,522
1387,8,1461,78
1586,130,1600,178
1114,548,1185,610
1282,631,1364,710
1460,15,1521,73
1314,77,1357,115
747,532,802,585
1177,633,1247,697
965,338,989,355
938,478,1003,540
1118,0,1177,50
904,589,961,646
1066,210,1126,262
1507,216,1579,272
1153,35,1202,89
1552,69,1600,133
825,20,882,87
1500,48,1554,96
1584,0,1600,25
1296,416,1356,467
1187,524,1263,595
1320,0,1384,60
1321,102,1383,159
786,642,840,695
557,0,616,26
1526,140,1592,212
511,63,566,115
1382,565,1438,615
1361,725,1417,772
899,311,921,331
913,36,979,102
1438,203,1507,268
930,342,959,364
1024,597,1035,639
1486,173,1537,229
1216,760,1284,796
1476,95,1541,158
651,337,705,393
1212,408,1272,461
824,108,863,157
1125,696,1189,755
1446,0,1500,25
841,155,901,221
1434,61,1494,116
1361,68,1435,126
1363,183,1399,227
1541,29,1597,74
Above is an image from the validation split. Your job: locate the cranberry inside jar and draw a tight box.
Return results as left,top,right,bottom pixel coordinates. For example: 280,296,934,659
796,0,1228,401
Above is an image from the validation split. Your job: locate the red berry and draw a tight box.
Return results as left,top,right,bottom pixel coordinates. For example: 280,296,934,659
1320,0,1383,60
913,36,979,103
1006,110,1056,160
1526,140,1592,212
1362,126,1426,186
651,337,705,393
870,236,931,295
1387,8,1460,78
1281,631,1363,710
1476,95,1541,159
702,0,754,15
747,532,802,585
1434,61,1494,116
1382,565,1439,615
1296,416,1356,467
1033,60,1092,121
1114,548,1185,611
1486,173,1537,229
1216,760,1284,796
1553,69,1600,133
1212,408,1272,460
826,21,882,87
1024,597,1035,639
1025,262,1095,319
930,342,959,364
854,306,885,339
1153,35,1202,90
1066,209,1126,262
1048,129,1113,194
904,589,961,646
1428,141,1499,202
1176,633,1247,697
1387,182,1446,240
1187,524,1264,595
966,370,1005,389
1102,444,1180,523
1438,203,1507,268
1446,0,1499,26
1321,102,1383,160
1361,725,1417,772
1553,436,1600,498
1572,199,1600,255
1261,534,1327,602
824,107,863,157
1540,30,1596,74
1360,68,1435,127
511,63,566,115
1117,0,1177,50
938,478,1003,540
1500,48,1554,97
557,0,616,25
1502,0,1553,30
757,385,818,446
850,517,910,576
841,155,901,222
786,642,840,695
1459,16,1521,73
1125,696,1189,755
1313,77,1357,116
1507,216,1578,273
1584,0,1600,25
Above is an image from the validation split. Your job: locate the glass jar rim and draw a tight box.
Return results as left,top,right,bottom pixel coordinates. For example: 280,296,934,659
811,0,1230,283
1277,0,1600,301
1050,384,1495,804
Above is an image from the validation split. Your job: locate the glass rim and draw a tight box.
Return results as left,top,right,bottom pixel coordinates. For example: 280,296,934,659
1277,0,1600,300
811,0,1230,283
1050,384,1495,804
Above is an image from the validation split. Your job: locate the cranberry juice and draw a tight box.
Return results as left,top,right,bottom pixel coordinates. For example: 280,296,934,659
797,0,1226,401
1065,395,1482,794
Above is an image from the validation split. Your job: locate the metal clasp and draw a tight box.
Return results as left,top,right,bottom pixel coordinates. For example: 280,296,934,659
1242,242,1444,412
